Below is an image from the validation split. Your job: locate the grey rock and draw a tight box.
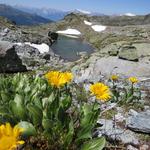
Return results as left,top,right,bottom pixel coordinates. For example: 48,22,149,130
15,44,40,57
3,28,10,33
108,44,119,56
97,119,139,145
1,29,53,45
108,49,119,56
74,56,150,83
48,31,58,41
118,45,139,61
144,106,150,111
127,145,138,150
140,145,149,150
13,43,64,70
0,41,27,73
126,110,150,133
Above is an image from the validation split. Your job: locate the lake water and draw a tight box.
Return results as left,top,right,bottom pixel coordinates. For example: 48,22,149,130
51,35,94,61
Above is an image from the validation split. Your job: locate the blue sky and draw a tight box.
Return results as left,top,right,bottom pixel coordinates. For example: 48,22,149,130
0,0,149,15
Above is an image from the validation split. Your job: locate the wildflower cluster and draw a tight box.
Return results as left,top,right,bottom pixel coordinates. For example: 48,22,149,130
0,72,140,149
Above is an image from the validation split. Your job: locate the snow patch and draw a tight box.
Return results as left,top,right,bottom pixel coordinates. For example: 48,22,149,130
84,20,92,26
124,13,136,16
14,42,22,46
77,9,91,14
57,29,81,35
91,25,106,32
25,42,49,53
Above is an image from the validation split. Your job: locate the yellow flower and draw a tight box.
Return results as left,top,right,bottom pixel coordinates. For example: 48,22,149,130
128,77,138,84
45,71,73,88
0,123,24,150
111,75,119,81
90,82,111,102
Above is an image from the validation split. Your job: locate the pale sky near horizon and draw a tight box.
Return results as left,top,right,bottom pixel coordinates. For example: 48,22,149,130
0,0,149,15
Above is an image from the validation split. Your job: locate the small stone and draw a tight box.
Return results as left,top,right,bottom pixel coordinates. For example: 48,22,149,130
114,113,125,122
127,145,138,150
144,106,150,111
108,49,119,56
140,145,149,150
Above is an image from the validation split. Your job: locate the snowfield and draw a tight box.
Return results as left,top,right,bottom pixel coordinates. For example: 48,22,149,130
124,13,136,16
57,29,81,35
91,25,106,32
84,20,92,26
14,42,50,54
25,42,50,53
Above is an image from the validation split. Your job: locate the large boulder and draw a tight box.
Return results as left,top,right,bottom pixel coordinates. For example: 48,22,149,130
0,41,27,73
48,31,58,45
126,109,150,133
14,44,57,70
118,45,139,61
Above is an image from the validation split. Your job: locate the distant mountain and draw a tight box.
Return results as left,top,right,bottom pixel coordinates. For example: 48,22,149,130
73,9,105,16
14,5,69,21
91,14,150,26
0,4,52,25
13,5,105,21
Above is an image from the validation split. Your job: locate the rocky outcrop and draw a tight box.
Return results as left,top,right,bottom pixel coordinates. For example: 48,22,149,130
14,43,62,70
0,41,27,73
48,31,58,45
0,29,52,45
118,45,139,61
48,31,58,41
126,109,150,133
73,55,150,83
96,119,139,145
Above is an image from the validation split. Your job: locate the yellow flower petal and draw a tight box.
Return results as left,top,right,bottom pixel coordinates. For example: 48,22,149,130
111,75,119,81
0,123,25,150
44,71,73,88
128,77,138,84
90,82,111,101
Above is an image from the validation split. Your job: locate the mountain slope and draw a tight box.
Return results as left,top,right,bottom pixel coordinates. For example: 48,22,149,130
91,14,150,26
0,4,52,25
14,5,69,21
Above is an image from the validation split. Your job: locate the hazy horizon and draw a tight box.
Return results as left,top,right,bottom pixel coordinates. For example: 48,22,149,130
0,0,150,15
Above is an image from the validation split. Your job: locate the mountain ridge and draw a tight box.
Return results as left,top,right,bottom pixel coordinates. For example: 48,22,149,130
0,4,52,25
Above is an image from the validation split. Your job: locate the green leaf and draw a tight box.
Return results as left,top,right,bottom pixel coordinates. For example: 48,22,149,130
33,98,43,110
80,103,100,127
42,92,55,108
81,137,106,150
27,104,43,126
42,119,53,130
58,106,66,125
64,119,74,147
77,124,93,142
61,95,72,110
0,106,9,115
14,94,24,106
10,101,26,120
0,91,10,103
17,121,37,138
